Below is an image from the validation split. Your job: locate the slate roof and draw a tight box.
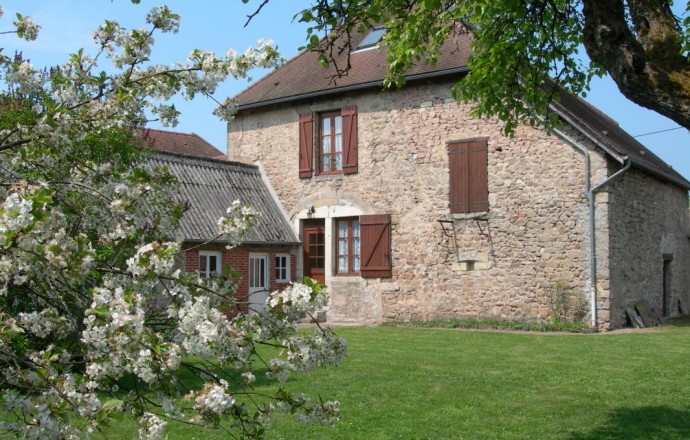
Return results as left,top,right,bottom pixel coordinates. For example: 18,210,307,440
149,152,298,245
234,27,690,190
143,129,225,160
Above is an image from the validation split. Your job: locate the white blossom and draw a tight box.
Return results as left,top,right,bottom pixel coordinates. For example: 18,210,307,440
217,200,259,247
194,380,235,415
6,61,42,94
146,6,179,33
0,5,343,438
18,308,70,339
139,413,166,440
126,241,180,278
268,281,328,315
14,14,40,41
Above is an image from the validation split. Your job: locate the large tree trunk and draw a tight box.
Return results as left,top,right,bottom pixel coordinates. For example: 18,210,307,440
581,0,690,129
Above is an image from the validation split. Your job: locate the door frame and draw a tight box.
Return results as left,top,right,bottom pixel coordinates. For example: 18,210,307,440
248,253,269,315
303,219,326,284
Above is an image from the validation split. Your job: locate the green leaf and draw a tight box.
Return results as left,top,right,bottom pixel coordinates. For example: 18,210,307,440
93,306,110,318
102,399,124,411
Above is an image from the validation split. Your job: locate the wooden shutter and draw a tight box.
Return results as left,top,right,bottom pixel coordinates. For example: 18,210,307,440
360,214,392,278
448,138,488,213
341,105,358,174
299,113,314,178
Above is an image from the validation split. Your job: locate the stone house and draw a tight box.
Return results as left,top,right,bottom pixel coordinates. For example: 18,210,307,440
226,32,690,330
146,129,299,314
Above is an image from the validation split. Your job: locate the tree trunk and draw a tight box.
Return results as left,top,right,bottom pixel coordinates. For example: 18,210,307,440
581,0,690,129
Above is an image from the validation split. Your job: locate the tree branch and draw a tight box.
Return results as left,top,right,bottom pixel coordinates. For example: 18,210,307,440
581,0,690,129
244,0,271,27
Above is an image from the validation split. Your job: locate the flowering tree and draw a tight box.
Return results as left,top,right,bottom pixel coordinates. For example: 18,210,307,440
0,4,346,439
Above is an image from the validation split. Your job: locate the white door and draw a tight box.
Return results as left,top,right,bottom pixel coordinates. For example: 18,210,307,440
248,253,269,315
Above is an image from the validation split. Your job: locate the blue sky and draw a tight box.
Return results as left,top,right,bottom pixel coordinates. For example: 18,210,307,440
6,0,690,179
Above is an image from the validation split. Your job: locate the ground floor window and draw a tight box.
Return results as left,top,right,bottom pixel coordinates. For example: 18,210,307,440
302,214,391,281
198,251,221,278
336,218,360,274
275,253,290,283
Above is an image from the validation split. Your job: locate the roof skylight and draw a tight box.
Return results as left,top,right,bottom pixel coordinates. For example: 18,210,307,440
355,28,386,51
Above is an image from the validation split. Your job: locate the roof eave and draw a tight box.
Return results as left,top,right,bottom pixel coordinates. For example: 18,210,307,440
182,238,301,246
626,157,690,190
549,103,690,191
548,103,626,163
236,66,470,113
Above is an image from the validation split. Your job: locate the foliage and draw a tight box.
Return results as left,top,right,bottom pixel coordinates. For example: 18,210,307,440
384,317,591,333
285,0,690,134
0,5,345,439
545,280,589,324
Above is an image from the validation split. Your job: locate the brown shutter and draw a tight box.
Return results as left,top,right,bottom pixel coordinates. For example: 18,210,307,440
299,113,314,178
360,214,392,278
448,142,469,213
447,138,488,213
341,105,358,174
468,140,489,212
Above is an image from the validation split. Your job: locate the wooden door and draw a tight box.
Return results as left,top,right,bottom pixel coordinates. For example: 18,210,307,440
303,221,325,284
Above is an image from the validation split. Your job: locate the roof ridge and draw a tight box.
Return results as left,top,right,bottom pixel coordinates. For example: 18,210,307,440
143,128,225,158
154,151,258,170
232,43,312,104
145,127,200,138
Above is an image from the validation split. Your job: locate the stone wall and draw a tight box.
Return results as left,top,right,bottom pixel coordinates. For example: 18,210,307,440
607,166,690,328
228,78,614,327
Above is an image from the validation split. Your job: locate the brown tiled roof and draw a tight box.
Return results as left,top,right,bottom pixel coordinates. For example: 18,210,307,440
235,28,689,189
235,28,473,110
148,152,298,245
550,90,690,189
143,129,225,160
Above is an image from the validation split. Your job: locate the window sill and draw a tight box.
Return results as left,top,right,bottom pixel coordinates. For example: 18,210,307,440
451,211,490,221
276,280,290,284
314,173,344,182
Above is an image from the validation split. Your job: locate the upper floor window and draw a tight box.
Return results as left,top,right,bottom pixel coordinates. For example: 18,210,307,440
319,111,343,174
299,106,358,178
275,253,290,283
447,138,489,214
198,251,222,278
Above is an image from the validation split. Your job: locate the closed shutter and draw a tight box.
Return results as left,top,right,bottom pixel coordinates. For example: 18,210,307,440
360,214,392,278
342,105,358,174
299,113,314,178
448,138,488,213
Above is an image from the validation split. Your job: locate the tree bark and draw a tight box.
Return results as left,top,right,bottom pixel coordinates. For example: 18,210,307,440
581,0,690,129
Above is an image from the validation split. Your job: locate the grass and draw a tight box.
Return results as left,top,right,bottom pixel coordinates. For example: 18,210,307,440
28,320,690,439
383,317,592,333
257,323,690,439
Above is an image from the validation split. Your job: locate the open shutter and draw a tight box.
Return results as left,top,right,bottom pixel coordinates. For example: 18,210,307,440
448,138,488,213
341,105,358,174
360,214,392,278
299,113,314,178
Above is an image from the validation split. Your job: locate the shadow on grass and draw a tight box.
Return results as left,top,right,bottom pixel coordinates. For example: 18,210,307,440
567,406,690,440
113,362,274,400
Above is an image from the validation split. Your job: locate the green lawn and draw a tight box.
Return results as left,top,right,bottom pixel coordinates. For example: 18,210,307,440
96,321,690,438
258,324,690,440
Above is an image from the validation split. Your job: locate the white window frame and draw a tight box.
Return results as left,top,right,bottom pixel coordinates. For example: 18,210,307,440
198,251,222,278
275,253,290,283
